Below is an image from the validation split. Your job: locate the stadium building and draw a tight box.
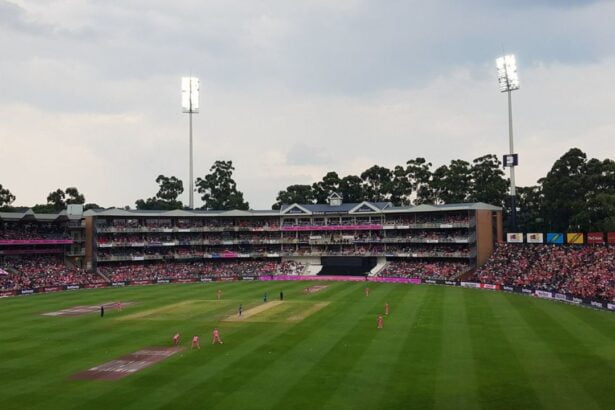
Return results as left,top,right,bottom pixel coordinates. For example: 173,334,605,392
2,195,504,280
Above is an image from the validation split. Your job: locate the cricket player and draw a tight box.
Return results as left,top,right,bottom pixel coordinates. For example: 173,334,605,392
191,335,200,350
116,302,122,311
217,289,222,300
100,305,104,317
264,292,268,302
212,328,223,344
365,287,370,297
377,315,384,329
384,303,389,316
238,304,243,317
173,332,180,346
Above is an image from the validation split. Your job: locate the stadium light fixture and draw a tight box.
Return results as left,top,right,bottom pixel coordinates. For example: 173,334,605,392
182,77,199,209
496,54,520,231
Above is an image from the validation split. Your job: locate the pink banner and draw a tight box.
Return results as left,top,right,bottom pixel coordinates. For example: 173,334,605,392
260,275,366,282
0,239,73,245
367,277,421,284
281,224,382,232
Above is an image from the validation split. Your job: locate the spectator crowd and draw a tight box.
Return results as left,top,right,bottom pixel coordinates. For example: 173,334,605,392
476,244,615,302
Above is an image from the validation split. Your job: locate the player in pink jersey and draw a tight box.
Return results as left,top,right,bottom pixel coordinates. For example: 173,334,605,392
384,303,389,316
173,332,180,346
191,335,200,350
377,315,384,329
212,328,223,344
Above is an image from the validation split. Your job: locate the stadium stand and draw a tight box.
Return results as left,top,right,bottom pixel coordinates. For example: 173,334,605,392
475,244,615,302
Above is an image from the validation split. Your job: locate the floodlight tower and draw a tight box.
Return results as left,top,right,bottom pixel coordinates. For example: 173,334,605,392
496,55,520,231
182,77,199,209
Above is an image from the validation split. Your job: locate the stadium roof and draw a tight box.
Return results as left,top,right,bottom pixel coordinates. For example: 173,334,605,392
0,209,83,222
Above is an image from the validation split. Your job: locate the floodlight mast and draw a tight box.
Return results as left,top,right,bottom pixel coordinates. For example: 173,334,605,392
182,77,199,209
496,55,519,231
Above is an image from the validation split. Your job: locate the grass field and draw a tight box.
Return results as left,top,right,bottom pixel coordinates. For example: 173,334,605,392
0,281,614,410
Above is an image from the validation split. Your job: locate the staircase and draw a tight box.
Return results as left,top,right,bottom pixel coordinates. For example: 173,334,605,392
369,257,388,277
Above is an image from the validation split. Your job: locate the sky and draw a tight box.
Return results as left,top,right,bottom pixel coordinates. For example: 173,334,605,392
1,0,614,210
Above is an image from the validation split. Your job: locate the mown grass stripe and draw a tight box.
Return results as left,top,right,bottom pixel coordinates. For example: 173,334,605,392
491,293,602,410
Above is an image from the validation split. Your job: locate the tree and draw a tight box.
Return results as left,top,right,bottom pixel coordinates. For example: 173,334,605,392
196,160,249,210
339,175,365,203
46,189,66,210
469,154,508,207
65,187,85,204
84,203,102,211
312,172,341,203
360,165,393,202
431,160,472,204
388,165,412,206
406,158,435,205
0,184,16,209
540,148,589,231
272,184,315,210
135,174,184,210
515,185,544,232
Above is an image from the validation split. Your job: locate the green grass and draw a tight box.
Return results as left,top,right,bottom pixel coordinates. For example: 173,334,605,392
0,281,614,410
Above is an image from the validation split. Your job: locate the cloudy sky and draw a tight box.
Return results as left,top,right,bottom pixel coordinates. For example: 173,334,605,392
1,0,614,210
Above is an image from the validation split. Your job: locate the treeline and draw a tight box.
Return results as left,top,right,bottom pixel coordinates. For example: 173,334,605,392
1,148,613,232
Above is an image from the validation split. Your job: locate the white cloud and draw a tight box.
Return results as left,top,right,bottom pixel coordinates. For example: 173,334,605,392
0,0,614,210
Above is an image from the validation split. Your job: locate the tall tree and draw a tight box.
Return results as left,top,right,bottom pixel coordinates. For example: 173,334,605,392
469,154,508,207
135,175,184,210
339,175,365,203
312,172,341,203
406,157,435,204
540,148,588,231
272,184,315,210
515,185,544,232
388,165,412,206
0,184,16,209
431,160,472,204
360,165,393,202
196,161,249,210
46,189,66,210
65,187,86,204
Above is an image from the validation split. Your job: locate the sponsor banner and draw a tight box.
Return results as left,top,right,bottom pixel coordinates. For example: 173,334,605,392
522,288,533,294
535,290,553,299
65,285,81,290
130,280,153,286
481,283,498,290
503,286,514,292
608,303,615,311
608,232,615,244
526,233,544,243
0,290,16,297
281,224,383,232
546,233,564,244
156,279,170,284
20,289,35,295
0,248,64,255
506,233,523,243
85,283,108,289
0,239,73,245
424,279,437,284
461,282,480,288
587,232,605,244
242,276,255,281
553,293,568,301
131,256,145,261
591,301,605,309
112,281,126,287
566,233,584,244
173,278,197,283
221,277,237,281
44,287,62,293
439,224,453,228
572,297,583,305
200,277,213,282
444,281,458,286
